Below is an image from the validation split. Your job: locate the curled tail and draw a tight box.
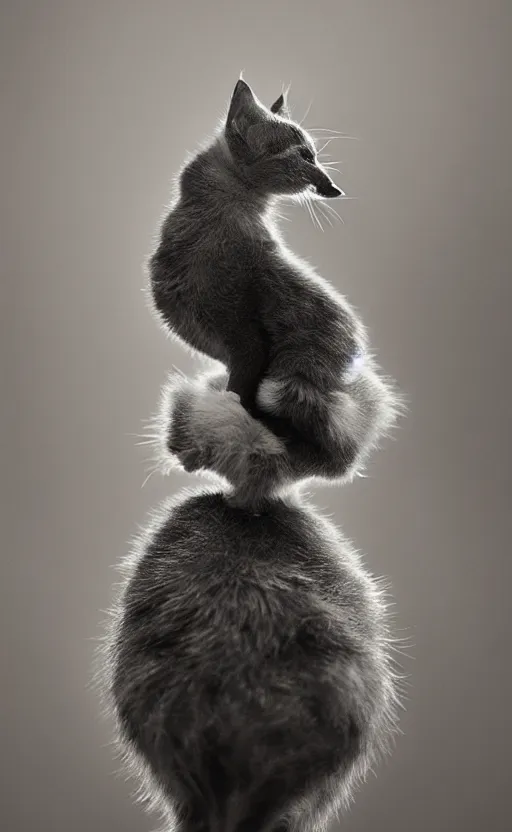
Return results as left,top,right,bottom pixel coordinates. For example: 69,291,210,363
147,359,401,511
103,358,404,832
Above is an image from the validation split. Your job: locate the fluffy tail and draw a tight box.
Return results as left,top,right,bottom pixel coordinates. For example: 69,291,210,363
146,359,401,511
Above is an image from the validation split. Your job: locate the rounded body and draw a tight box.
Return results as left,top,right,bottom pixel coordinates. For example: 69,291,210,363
103,487,399,832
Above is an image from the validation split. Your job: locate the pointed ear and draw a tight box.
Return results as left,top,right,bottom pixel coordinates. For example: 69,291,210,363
226,79,261,134
270,92,290,118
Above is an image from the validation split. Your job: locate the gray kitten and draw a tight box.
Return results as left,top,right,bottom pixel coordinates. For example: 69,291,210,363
96,80,405,832
148,78,347,415
146,79,399,510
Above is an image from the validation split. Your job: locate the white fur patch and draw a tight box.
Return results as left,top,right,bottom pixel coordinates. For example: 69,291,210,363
256,378,285,412
343,351,366,383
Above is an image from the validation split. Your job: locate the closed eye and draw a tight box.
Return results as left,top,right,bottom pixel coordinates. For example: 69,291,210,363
298,147,316,163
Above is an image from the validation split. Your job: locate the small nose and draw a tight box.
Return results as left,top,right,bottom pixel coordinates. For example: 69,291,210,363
316,182,344,199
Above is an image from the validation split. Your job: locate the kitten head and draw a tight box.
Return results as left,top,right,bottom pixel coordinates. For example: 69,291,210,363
223,79,343,200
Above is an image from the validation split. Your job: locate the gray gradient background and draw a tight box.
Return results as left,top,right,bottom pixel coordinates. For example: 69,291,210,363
2,1,511,830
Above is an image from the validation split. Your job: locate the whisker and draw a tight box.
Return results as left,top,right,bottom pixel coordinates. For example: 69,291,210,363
310,134,359,143
319,201,342,226
305,198,317,229
302,195,314,227
309,198,324,232
308,127,360,140
299,98,314,126
322,193,356,201
272,202,292,224
166,364,187,379
316,137,337,155
298,193,309,219
317,203,333,227
141,465,159,489
322,201,345,225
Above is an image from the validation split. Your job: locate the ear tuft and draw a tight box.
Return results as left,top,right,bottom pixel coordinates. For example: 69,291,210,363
270,91,290,118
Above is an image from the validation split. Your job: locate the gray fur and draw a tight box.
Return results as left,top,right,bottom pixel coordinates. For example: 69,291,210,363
145,79,400,508
146,79,349,419
154,359,398,511
96,79,405,832
97,486,404,832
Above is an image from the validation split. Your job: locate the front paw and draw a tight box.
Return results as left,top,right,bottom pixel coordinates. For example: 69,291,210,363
167,418,212,472
166,401,208,473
